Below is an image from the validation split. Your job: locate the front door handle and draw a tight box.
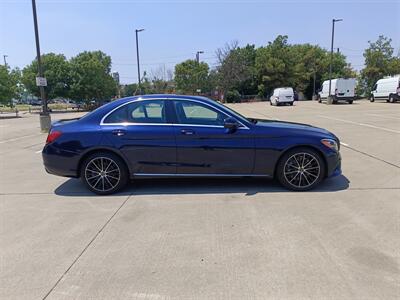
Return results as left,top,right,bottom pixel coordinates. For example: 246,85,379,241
181,129,195,135
112,129,126,136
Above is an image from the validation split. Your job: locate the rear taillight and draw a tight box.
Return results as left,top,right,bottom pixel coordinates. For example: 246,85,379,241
46,130,62,144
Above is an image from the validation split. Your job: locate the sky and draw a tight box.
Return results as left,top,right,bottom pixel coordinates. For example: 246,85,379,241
1,0,399,84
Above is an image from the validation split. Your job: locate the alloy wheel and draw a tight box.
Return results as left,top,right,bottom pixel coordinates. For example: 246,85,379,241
84,157,121,192
283,152,321,188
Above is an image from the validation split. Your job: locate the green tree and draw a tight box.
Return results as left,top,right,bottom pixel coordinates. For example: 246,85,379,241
120,83,139,97
255,35,355,98
174,59,210,94
255,35,295,97
69,51,117,102
360,35,398,94
22,53,71,99
0,66,20,106
216,42,257,96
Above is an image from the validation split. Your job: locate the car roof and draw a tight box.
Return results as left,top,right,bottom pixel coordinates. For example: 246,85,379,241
115,94,215,105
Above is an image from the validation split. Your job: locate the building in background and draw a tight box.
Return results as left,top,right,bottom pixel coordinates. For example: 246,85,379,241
112,72,120,85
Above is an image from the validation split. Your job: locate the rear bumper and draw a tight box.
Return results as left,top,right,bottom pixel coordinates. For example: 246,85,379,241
42,144,80,178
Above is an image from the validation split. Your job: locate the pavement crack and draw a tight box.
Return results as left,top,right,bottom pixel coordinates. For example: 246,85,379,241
41,194,132,300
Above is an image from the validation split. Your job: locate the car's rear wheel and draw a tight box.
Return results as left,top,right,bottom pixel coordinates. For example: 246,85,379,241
389,94,395,103
370,96,375,102
348,100,353,104
81,152,128,195
276,148,325,191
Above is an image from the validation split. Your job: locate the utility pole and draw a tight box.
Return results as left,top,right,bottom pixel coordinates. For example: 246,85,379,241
313,69,316,99
135,28,144,95
31,0,51,131
328,18,343,99
3,55,8,67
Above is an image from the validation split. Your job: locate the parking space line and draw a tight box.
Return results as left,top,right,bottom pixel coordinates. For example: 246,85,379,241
318,115,400,134
340,143,400,169
0,133,43,144
42,194,133,300
340,142,349,147
366,113,400,120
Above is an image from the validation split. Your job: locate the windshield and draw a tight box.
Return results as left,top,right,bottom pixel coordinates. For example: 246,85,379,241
210,100,258,124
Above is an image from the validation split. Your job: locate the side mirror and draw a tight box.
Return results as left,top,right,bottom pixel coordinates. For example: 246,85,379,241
224,117,239,133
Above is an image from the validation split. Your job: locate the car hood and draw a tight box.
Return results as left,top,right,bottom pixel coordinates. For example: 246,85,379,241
251,118,335,137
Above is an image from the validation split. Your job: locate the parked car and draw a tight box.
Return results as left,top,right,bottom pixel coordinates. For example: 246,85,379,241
30,99,42,106
318,78,356,104
370,75,400,103
270,87,295,106
42,95,342,195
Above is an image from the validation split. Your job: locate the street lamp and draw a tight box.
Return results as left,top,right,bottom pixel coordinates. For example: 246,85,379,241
328,18,343,99
3,55,8,67
196,51,204,63
135,28,145,94
31,0,51,131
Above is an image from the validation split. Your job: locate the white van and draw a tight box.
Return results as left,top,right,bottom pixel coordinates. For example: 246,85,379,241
318,78,356,104
371,75,400,103
270,87,294,106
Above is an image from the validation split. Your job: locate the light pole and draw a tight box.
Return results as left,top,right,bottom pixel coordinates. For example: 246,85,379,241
3,55,8,67
31,0,50,131
328,18,343,98
196,51,204,64
195,51,204,94
135,28,144,94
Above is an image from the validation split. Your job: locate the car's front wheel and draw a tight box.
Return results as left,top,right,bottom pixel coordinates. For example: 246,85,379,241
81,152,128,195
276,148,325,191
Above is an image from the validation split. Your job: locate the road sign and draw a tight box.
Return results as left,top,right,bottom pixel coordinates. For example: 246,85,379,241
36,77,47,87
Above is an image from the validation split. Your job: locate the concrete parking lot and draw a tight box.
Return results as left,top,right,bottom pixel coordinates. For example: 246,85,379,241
1,100,399,300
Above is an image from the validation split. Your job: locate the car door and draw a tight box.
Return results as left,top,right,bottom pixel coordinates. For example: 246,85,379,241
101,99,177,175
172,99,255,175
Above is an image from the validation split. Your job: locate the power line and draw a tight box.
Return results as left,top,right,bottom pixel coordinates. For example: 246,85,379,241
113,56,216,66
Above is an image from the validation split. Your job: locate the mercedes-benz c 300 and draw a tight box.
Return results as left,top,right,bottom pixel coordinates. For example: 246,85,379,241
42,95,341,194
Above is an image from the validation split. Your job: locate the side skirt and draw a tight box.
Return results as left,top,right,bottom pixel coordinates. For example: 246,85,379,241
133,173,272,178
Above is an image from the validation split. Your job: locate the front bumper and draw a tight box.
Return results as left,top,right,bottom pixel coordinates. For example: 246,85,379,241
326,151,342,178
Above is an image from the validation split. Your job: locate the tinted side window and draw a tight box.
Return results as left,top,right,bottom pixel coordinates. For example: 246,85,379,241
103,100,167,124
174,101,227,126
103,106,128,123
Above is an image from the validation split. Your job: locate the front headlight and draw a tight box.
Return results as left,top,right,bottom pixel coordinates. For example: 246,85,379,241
321,139,339,151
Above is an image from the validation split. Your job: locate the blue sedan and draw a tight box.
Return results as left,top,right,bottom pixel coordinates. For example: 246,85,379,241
42,95,341,194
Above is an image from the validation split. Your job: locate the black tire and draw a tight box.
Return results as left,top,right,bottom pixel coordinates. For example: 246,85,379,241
348,100,353,104
389,94,395,103
276,147,326,191
318,98,322,103
289,102,294,106
80,152,129,195
370,96,375,102
270,100,273,106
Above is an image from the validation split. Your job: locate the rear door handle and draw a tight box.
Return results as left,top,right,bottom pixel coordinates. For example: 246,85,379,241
112,129,126,136
181,129,195,135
